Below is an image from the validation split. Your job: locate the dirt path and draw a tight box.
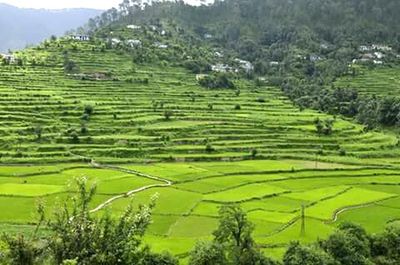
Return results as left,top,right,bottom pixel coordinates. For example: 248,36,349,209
67,152,173,213
327,195,399,223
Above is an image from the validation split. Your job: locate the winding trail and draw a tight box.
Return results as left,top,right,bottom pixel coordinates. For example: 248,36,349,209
68,152,173,213
326,195,399,224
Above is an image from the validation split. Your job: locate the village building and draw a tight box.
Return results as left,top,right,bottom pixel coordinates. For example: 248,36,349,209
196,74,209,81
372,44,392,52
204,34,213,39
211,64,233,73
70,35,90,41
111,38,121,46
310,54,322,62
374,52,385,59
127,25,141,30
0,54,16,64
154,42,168,49
235,58,254,72
320,43,329,49
359,45,373,52
269,61,279,66
126,39,142,47
214,52,223,58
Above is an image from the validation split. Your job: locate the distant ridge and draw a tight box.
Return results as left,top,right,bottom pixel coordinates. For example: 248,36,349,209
0,3,102,52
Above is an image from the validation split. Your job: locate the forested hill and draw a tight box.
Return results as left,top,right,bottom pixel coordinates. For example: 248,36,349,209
0,3,102,52
82,0,400,129
89,0,400,49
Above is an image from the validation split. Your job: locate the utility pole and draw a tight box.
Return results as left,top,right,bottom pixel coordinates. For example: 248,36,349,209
300,204,306,237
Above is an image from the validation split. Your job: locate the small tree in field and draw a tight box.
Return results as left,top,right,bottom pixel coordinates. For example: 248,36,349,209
189,205,278,265
164,110,173,120
1,178,177,265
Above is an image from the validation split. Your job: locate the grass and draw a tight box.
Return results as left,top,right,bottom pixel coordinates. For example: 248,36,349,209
1,38,400,261
203,183,287,202
306,188,396,220
0,183,64,197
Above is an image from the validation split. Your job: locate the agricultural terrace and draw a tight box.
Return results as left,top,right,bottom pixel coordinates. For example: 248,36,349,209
336,65,400,97
0,39,400,262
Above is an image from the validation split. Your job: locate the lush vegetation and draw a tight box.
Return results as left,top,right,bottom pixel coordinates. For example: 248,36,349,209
82,0,400,130
1,181,399,265
1,0,400,264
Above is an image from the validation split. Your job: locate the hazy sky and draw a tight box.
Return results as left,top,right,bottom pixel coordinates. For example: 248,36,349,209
0,0,205,10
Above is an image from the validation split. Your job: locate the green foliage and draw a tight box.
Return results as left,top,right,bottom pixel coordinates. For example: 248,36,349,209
189,241,226,265
321,223,372,265
1,178,171,265
190,205,277,265
64,60,79,73
283,242,337,265
198,74,235,89
314,118,334,136
164,110,173,120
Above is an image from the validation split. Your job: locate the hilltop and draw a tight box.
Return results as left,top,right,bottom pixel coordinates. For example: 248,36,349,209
0,3,102,52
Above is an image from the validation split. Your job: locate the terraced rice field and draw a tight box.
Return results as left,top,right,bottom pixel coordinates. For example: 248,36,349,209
1,40,400,261
336,66,400,96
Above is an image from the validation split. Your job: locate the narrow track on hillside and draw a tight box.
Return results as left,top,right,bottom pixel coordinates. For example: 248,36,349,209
68,152,173,213
327,195,399,224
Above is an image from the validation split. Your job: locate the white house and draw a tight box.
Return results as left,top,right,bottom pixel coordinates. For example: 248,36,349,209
126,39,142,47
214,52,223,58
127,25,141,30
211,63,232,73
111,38,121,46
235,59,254,72
373,60,383,65
154,42,168,49
374,52,385,59
372,44,392,52
359,45,372,52
204,34,213,39
0,54,16,64
211,64,232,73
310,54,322,62
269,61,279,66
70,35,90,41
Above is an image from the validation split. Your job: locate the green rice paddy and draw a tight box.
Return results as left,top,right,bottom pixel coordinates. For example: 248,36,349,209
0,39,400,262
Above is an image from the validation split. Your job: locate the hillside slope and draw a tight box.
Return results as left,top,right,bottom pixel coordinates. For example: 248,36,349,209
0,26,400,259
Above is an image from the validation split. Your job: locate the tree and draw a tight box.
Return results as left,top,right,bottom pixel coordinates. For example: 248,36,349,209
2,178,173,265
213,206,277,265
34,125,42,141
314,118,324,135
371,224,400,264
321,223,372,265
64,60,79,73
250,148,258,158
164,110,173,120
189,241,226,265
84,105,94,116
283,242,337,265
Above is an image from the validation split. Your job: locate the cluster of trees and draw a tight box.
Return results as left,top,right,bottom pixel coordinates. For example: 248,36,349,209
283,80,400,129
284,222,400,265
314,118,334,136
198,73,235,89
1,182,399,265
